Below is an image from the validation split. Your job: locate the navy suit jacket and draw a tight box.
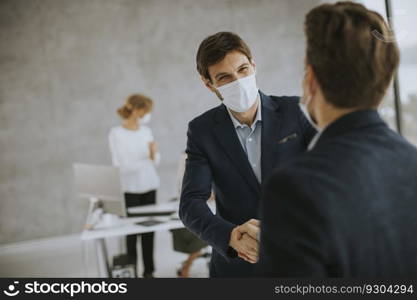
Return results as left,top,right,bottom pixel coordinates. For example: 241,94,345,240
258,109,417,277
179,91,316,277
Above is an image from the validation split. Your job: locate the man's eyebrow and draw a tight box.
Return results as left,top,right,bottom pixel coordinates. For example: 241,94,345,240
215,72,230,80
237,63,250,69
214,63,250,80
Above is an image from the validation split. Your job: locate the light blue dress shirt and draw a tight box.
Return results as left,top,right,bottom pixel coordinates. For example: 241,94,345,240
227,99,262,183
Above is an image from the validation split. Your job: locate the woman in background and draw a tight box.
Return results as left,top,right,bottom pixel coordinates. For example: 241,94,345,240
108,94,160,278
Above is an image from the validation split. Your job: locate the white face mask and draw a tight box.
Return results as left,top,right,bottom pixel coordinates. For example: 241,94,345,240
141,113,152,124
216,73,259,113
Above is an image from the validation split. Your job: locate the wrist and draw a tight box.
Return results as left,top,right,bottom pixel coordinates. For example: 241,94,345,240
228,226,238,248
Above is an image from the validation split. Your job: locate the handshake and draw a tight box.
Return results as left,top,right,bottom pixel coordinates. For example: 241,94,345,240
229,219,260,264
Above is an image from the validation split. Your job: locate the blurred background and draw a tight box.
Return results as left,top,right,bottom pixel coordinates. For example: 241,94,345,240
0,0,416,277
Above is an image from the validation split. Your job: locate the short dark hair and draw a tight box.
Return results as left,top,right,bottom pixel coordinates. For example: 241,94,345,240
305,1,400,108
196,32,252,82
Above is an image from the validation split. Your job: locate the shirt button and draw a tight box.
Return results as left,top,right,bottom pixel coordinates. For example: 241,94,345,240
248,138,253,142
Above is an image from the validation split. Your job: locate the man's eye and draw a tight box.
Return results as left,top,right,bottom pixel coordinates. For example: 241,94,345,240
239,67,248,72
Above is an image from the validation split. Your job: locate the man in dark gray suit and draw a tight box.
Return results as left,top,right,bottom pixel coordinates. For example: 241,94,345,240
258,1,417,277
180,32,316,277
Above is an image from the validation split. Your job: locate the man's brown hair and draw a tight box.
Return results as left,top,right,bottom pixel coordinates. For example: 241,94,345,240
305,1,400,108
196,32,252,82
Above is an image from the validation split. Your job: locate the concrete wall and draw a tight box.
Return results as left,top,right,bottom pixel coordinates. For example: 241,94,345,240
0,0,319,244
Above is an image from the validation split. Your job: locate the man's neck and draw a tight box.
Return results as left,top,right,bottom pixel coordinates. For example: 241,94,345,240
230,97,260,127
318,106,358,129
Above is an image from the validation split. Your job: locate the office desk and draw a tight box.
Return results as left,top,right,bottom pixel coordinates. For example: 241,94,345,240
127,200,179,216
81,202,184,277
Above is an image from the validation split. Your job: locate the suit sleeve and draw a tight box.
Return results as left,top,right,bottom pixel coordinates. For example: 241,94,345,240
257,168,330,277
179,122,237,259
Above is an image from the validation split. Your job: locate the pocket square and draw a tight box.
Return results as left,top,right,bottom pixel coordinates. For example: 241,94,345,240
277,133,298,144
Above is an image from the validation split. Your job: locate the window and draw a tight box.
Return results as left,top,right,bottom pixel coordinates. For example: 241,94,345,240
390,0,417,145
359,0,398,130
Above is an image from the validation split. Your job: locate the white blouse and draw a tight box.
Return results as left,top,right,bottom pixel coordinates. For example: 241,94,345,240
108,125,161,193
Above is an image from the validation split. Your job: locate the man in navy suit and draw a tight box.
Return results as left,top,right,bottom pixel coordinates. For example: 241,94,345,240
258,2,417,277
179,32,316,277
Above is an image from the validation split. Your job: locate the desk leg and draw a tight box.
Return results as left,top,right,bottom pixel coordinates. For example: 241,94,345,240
95,238,111,278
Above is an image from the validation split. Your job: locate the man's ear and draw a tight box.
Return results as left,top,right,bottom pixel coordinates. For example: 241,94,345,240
251,60,256,72
201,75,223,101
305,64,318,96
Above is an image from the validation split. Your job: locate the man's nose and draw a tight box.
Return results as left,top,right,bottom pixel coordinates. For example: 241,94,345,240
230,73,240,82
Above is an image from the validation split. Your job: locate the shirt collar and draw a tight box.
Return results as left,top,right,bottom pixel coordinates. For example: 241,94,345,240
307,131,322,151
308,109,384,151
227,97,262,130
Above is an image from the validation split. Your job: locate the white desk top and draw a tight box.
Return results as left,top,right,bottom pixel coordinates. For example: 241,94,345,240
80,200,215,241
127,200,179,215
126,199,215,215
81,216,184,240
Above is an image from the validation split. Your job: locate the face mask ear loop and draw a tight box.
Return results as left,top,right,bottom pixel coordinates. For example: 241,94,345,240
214,88,224,101
209,80,224,101
299,92,321,132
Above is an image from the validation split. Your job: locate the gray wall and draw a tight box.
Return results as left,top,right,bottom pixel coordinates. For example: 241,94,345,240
0,0,319,244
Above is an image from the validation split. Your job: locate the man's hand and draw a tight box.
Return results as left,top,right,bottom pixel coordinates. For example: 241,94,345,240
235,219,260,241
229,219,261,263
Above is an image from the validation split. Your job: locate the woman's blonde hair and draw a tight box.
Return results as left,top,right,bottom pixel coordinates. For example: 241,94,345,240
117,94,153,119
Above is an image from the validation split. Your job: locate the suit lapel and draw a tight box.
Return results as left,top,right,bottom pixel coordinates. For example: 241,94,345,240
213,104,260,193
260,92,281,182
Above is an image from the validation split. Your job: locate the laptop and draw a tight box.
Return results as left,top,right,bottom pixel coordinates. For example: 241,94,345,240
73,163,176,218
73,163,126,217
